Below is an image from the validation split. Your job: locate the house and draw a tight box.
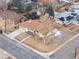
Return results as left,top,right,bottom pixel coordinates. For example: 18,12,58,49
0,0,9,11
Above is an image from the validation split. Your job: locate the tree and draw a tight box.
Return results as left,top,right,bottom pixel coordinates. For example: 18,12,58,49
76,15,79,22
46,4,54,17
24,4,32,14
11,0,32,13
11,0,23,12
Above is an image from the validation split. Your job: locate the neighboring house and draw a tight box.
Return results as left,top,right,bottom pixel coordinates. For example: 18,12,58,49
0,0,8,11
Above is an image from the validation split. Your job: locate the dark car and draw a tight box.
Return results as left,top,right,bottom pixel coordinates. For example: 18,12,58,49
24,12,40,20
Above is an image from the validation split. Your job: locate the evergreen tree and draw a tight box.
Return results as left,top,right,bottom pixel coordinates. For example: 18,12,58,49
11,0,23,12
46,4,54,17
76,15,79,22
25,4,32,14
11,0,32,13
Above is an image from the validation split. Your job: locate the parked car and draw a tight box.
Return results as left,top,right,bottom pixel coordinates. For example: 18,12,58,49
24,12,40,20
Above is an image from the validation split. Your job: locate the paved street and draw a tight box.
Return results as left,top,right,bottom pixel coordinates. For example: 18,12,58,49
0,34,45,59
50,34,79,59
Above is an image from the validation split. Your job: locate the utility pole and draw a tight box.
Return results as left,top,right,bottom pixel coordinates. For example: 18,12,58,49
3,12,8,33
4,16,7,33
74,47,78,59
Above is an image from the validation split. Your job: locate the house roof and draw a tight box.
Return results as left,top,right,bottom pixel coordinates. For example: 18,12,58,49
21,19,54,35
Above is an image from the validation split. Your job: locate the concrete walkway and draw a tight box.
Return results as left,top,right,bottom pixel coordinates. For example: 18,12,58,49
8,28,28,38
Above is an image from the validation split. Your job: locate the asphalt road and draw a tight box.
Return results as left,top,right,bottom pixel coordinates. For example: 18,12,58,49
0,34,45,59
50,34,79,59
